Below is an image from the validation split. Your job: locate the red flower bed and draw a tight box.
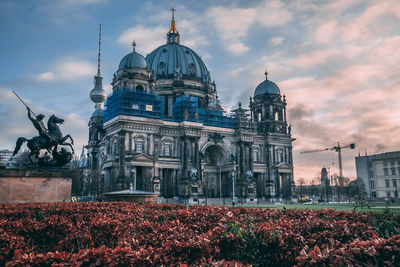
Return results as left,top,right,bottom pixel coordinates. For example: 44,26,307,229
0,202,399,266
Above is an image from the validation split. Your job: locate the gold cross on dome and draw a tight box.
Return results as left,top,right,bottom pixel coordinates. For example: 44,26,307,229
171,7,176,19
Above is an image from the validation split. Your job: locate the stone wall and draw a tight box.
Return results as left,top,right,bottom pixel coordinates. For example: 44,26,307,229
0,169,76,203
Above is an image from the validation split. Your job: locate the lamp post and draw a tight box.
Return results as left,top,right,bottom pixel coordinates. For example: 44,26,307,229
232,169,235,206
230,153,236,206
132,168,136,190
219,163,222,200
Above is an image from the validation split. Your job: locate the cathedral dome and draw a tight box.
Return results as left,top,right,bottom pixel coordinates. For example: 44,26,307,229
145,10,211,84
254,72,280,96
118,49,147,70
146,43,211,83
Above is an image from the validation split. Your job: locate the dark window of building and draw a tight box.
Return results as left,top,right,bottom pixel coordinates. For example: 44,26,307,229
386,191,391,197
248,188,254,194
385,179,390,187
136,141,143,154
369,171,374,178
370,180,375,190
392,168,396,176
391,161,395,166
371,192,376,198
368,161,373,169
191,187,198,193
393,179,397,187
383,161,388,167
384,168,389,176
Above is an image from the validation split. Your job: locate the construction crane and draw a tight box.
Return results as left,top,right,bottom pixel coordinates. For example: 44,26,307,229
300,142,355,181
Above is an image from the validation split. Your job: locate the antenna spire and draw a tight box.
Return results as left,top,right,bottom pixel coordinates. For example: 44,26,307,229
97,23,102,76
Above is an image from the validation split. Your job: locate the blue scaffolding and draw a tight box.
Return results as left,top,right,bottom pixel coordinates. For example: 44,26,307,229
104,89,164,122
172,95,236,128
104,90,236,129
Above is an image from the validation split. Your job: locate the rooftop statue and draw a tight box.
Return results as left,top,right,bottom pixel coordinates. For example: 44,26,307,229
12,91,74,167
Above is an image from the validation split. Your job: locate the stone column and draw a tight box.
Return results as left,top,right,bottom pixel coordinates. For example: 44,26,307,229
194,139,199,170
249,144,253,171
129,132,132,152
284,104,287,122
239,142,244,180
149,134,154,156
118,130,126,190
182,137,189,179
270,105,274,120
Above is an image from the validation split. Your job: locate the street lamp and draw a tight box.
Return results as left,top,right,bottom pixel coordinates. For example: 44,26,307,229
232,169,235,206
219,162,222,200
230,153,236,206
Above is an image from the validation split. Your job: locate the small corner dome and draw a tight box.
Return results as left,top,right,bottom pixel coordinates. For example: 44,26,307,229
90,108,104,118
118,51,147,70
254,75,280,97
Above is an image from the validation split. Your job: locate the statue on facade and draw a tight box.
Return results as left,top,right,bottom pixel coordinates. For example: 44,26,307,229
12,91,74,167
189,167,198,179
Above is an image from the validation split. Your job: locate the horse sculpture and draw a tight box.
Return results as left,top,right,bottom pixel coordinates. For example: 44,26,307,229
13,114,74,166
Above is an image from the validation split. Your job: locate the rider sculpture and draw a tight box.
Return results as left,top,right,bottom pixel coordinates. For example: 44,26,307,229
12,101,74,167
27,107,52,143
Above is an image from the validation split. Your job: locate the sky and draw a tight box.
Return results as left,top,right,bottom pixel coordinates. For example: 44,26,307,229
0,0,399,183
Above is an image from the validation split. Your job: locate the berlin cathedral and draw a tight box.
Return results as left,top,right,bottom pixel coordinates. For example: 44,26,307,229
85,10,295,204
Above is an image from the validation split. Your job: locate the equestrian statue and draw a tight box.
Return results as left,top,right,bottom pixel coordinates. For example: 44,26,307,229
12,91,74,167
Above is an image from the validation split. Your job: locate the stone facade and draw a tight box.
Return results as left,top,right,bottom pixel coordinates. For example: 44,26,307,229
356,151,400,200
85,12,295,204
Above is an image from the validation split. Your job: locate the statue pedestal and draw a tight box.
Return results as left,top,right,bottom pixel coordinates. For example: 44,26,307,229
0,168,76,203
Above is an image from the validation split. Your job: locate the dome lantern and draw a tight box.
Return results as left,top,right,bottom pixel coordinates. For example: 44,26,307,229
167,7,180,44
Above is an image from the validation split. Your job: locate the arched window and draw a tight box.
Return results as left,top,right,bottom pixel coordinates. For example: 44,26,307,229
162,138,173,157
111,137,118,155
276,148,283,163
253,147,260,162
136,85,144,91
164,143,172,156
134,136,145,154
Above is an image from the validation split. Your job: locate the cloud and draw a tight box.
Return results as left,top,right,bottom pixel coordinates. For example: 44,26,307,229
206,0,292,55
288,104,314,120
269,37,285,45
35,60,95,82
117,25,165,54
313,20,337,44
206,6,255,55
287,49,339,68
256,0,292,27
36,72,56,82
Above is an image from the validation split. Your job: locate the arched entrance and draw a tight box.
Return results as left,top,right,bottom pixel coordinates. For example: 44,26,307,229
202,144,232,198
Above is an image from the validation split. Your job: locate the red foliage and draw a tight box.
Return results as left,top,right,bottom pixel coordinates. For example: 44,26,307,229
0,202,398,266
